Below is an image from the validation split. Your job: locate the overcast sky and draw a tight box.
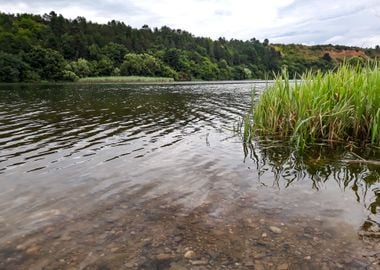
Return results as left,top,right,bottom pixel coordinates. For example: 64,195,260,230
1,0,380,47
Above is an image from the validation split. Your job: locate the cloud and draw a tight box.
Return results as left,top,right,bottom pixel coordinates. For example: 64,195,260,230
268,0,380,46
0,0,379,47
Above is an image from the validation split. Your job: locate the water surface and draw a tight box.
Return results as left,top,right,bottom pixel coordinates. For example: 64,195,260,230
0,83,379,269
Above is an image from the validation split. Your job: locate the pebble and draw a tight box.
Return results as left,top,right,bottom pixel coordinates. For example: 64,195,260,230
156,253,172,261
174,236,183,243
191,260,208,265
244,260,255,267
16,244,26,251
262,233,267,238
184,250,195,259
60,235,71,241
170,262,188,270
254,253,266,259
269,226,282,234
277,263,289,270
125,262,135,268
304,256,311,260
25,244,40,255
254,262,265,270
44,227,54,234
111,247,119,253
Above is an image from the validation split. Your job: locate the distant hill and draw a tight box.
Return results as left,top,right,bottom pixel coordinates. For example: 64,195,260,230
274,43,380,60
0,11,379,82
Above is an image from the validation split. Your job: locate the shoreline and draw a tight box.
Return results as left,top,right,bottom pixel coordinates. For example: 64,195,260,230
0,80,273,86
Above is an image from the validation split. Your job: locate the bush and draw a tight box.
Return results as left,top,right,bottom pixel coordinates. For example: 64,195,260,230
23,46,66,81
94,57,114,76
67,58,91,78
120,53,176,79
0,52,31,82
62,70,79,81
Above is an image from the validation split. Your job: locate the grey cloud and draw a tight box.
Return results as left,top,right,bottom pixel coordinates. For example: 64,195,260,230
0,0,148,24
1,0,380,46
264,0,380,46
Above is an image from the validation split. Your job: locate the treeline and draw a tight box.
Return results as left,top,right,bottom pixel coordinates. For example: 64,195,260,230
0,11,379,82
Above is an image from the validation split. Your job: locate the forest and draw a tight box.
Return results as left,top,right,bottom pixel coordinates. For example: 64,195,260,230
1,11,380,82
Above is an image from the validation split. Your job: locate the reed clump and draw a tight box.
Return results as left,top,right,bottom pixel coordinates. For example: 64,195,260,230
244,63,380,149
78,76,174,83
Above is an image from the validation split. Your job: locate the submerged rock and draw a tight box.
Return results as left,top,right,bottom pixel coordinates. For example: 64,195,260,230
254,262,265,270
170,262,188,270
184,250,195,259
190,260,208,265
25,244,40,255
269,226,282,234
277,262,289,270
156,253,173,261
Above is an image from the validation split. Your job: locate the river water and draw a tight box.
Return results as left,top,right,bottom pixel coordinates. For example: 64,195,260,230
0,83,379,269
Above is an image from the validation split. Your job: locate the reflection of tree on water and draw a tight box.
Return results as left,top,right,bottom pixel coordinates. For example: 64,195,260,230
243,141,380,235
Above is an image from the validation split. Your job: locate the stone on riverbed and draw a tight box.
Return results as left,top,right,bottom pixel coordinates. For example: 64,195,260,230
184,250,195,259
269,226,282,234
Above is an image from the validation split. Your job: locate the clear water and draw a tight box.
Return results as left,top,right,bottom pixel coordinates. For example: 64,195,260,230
0,83,378,269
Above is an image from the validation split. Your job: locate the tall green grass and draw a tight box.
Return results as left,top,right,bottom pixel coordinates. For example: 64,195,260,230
78,76,174,83
243,63,380,149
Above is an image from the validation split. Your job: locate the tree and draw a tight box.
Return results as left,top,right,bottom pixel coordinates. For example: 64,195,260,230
67,58,91,78
101,42,128,65
1,11,371,82
94,57,114,76
0,52,30,82
120,53,177,78
120,53,143,76
322,53,332,62
23,46,66,81
163,48,190,72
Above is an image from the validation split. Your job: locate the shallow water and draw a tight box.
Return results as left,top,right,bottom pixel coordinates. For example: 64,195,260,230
0,83,379,269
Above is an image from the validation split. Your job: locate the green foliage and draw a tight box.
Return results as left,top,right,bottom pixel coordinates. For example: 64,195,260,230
233,66,252,80
244,63,380,149
111,67,120,76
62,70,79,82
101,42,128,65
23,46,66,81
94,57,114,76
1,11,379,82
120,53,177,78
0,52,30,82
67,58,91,78
163,48,189,71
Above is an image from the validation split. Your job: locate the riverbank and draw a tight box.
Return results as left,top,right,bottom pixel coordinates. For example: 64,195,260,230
77,76,175,83
0,79,271,86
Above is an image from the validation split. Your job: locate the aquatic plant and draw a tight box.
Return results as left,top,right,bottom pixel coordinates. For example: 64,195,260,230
243,63,380,149
78,76,174,83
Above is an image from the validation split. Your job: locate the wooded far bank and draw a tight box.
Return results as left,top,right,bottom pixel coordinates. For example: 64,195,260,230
1,11,380,83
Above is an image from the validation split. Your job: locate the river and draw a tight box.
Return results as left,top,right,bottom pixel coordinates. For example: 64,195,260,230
0,83,379,269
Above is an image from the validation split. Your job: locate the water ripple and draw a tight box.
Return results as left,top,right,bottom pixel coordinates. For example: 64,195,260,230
0,83,255,175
